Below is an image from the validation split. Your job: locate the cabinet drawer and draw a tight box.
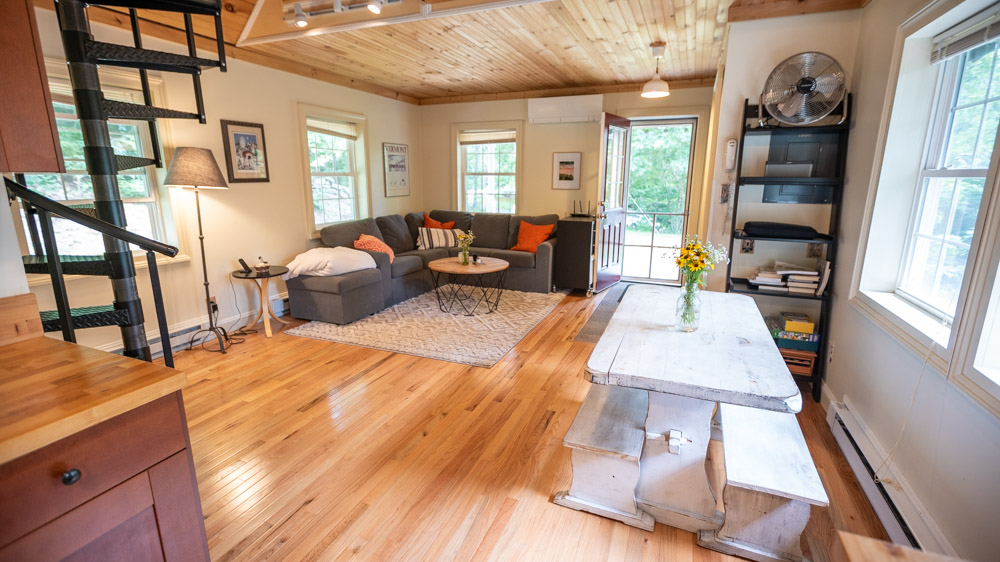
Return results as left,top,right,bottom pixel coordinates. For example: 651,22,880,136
0,393,186,547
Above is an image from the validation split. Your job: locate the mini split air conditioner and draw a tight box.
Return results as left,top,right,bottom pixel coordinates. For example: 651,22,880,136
527,95,603,124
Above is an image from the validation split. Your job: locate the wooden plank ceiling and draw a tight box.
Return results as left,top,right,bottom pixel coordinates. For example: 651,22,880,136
53,0,866,104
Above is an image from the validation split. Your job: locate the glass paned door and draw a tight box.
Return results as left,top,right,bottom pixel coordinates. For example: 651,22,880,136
623,119,696,281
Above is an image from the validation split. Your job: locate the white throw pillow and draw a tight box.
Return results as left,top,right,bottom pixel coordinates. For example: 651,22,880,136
282,247,377,280
416,227,464,250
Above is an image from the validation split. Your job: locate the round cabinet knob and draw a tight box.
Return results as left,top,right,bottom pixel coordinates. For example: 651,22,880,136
61,468,82,486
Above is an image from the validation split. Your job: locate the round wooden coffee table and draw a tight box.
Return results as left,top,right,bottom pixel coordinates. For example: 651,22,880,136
428,256,509,316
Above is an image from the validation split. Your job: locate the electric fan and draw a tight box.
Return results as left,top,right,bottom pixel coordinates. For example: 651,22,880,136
760,52,846,125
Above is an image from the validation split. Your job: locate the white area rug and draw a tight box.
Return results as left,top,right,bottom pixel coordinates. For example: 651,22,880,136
286,286,569,367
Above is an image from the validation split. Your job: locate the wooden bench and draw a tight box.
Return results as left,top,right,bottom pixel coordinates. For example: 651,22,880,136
553,384,654,531
699,403,829,562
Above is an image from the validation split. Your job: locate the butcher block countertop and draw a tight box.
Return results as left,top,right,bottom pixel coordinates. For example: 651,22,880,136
0,335,187,465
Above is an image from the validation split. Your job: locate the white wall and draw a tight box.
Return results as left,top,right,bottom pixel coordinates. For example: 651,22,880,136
26,8,422,350
826,1,1000,559
0,206,30,299
418,88,715,227
706,10,862,291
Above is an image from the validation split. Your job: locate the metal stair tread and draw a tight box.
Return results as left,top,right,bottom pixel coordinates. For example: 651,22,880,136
40,305,131,332
86,41,220,73
88,0,220,16
22,254,112,276
102,99,199,121
115,155,157,172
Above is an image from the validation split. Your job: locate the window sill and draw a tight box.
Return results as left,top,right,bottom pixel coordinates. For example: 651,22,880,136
26,253,192,288
851,290,951,371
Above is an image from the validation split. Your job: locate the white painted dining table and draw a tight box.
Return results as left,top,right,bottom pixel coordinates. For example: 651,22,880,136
556,284,803,535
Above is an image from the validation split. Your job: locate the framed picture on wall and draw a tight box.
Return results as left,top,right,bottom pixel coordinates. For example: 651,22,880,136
220,120,269,182
552,152,581,190
383,143,410,197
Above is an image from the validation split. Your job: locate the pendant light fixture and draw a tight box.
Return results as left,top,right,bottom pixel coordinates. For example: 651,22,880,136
641,41,670,99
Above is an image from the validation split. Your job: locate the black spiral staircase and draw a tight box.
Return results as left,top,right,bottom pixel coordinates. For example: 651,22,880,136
6,0,228,367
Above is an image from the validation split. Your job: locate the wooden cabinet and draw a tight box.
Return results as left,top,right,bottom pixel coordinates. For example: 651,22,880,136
554,217,596,292
0,0,64,173
0,393,209,561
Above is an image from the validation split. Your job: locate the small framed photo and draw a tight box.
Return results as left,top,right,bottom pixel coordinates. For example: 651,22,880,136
383,143,410,197
552,152,581,190
220,120,269,183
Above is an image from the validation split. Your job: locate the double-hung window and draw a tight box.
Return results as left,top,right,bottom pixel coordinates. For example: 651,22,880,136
459,129,518,214
898,39,1000,321
17,82,163,256
298,104,369,235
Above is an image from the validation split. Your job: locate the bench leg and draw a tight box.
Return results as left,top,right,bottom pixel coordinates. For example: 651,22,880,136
554,449,654,531
636,393,723,532
698,486,811,562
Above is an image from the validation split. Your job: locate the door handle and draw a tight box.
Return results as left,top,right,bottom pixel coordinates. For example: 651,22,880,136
598,213,608,219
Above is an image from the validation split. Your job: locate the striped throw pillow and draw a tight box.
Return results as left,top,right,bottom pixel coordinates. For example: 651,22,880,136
416,227,463,250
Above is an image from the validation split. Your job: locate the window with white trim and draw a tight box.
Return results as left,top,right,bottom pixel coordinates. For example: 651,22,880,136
459,129,517,214
298,104,369,235
16,83,164,256
856,4,1000,416
897,39,1000,321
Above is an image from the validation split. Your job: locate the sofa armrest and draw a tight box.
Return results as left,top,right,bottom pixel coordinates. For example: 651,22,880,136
536,238,556,291
357,248,392,306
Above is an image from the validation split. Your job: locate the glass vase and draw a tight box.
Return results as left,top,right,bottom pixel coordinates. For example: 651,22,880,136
460,248,470,265
675,281,702,332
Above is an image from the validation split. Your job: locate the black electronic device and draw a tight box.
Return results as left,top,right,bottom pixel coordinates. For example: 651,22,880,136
570,200,593,217
238,258,252,273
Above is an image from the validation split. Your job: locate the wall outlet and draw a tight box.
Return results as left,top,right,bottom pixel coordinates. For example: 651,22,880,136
828,341,835,364
740,239,755,254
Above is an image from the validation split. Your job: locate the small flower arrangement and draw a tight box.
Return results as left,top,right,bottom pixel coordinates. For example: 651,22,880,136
457,231,475,264
675,236,727,288
674,236,727,331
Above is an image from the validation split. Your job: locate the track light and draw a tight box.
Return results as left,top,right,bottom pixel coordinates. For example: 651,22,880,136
367,0,382,14
292,3,308,27
640,42,670,99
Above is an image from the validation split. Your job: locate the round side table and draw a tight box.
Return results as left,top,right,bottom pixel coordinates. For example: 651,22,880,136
232,265,290,338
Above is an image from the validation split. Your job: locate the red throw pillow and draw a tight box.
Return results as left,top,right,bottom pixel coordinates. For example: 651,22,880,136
354,234,395,263
511,221,555,253
424,214,455,229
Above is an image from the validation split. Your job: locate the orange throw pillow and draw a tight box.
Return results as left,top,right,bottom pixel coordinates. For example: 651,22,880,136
354,234,395,263
424,214,455,229
511,221,555,253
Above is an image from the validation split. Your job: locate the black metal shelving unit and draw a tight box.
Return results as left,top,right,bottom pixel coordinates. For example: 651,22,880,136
725,96,851,402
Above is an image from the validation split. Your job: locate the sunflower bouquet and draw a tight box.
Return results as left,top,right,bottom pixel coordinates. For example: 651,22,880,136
674,236,727,331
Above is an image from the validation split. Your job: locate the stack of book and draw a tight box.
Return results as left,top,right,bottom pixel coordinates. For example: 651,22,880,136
769,312,819,376
747,260,831,297
748,268,786,293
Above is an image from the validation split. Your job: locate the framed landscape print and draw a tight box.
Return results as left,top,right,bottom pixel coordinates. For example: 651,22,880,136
220,120,269,182
552,152,581,190
383,142,410,197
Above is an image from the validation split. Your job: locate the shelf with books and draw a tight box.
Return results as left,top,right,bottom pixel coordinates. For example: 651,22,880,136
729,278,828,301
725,96,851,403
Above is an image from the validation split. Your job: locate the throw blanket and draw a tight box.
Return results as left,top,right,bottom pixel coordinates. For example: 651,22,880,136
283,247,377,280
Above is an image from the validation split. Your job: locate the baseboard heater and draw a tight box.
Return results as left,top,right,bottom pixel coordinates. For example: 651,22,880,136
829,409,919,548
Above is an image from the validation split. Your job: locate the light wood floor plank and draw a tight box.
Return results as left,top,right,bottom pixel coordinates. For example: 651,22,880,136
169,291,888,560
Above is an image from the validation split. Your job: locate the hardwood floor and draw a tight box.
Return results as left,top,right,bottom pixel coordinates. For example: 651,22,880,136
170,291,887,561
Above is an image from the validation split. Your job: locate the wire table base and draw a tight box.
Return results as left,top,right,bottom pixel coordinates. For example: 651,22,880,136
431,270,508,316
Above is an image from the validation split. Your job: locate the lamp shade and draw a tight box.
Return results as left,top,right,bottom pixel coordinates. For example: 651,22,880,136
640,76,670,98
163,147,228,190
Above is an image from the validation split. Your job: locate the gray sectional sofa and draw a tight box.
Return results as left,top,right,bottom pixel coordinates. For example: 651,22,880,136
286,210,558,324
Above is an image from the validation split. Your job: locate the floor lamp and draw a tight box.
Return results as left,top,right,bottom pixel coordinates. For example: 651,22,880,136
163,147,231,353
